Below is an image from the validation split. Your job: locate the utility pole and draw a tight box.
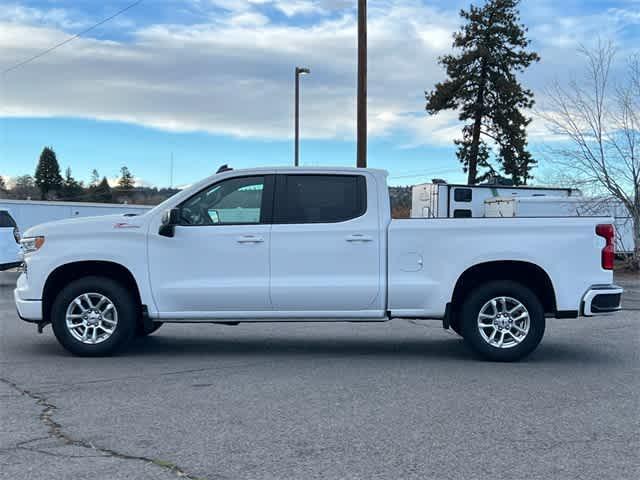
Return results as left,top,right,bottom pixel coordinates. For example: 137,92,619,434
357,0,367,168
294,66,310,167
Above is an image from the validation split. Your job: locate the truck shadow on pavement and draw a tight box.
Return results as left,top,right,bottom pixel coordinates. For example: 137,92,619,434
105,334,620,365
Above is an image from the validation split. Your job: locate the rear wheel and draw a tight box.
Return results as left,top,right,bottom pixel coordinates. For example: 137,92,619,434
460,280,545,362
51,276,137,356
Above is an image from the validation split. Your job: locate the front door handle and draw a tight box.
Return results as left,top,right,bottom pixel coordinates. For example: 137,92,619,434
345,234,373,242
236,235,264,244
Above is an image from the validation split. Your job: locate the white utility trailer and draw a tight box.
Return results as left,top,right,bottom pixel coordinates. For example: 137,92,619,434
0,199,153,232
410,180,581,219
484,196,634,254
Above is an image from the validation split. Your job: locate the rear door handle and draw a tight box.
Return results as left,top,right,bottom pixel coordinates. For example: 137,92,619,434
345,234,373,242
236,235,264,244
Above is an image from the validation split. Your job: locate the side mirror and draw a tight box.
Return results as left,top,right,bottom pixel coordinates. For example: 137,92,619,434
159,208,180,237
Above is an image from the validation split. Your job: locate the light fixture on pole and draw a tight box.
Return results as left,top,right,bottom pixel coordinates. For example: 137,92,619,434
294,66,310,167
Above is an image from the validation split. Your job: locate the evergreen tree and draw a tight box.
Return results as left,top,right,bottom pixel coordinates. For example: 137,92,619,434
90,169,100,187
425,0,539,185
60,167,84,200
118,166,135,189
34,147,63,199
92,177,113,203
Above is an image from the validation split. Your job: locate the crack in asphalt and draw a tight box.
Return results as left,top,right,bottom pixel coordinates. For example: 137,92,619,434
24,360,268,395
1,377,209,480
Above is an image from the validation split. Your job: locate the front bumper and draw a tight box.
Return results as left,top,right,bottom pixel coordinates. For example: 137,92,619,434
14,273,43,322
581,285,623,316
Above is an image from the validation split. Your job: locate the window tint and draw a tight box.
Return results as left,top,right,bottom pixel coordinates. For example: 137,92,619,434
179,176,265,226
0,211,17,228
276,175,366,223
454,188,472,202
453,209,472,218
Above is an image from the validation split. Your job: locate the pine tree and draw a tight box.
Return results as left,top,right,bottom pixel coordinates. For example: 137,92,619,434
90,169,100,187
34,147,63,199
92,177,113,203
61,167,84,200
425,0,539,185
118,166,135,189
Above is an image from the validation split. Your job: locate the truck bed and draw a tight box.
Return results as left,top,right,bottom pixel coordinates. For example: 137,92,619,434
387,217,612,318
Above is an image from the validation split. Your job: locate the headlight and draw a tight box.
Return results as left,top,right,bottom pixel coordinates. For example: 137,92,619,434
21,236,45,254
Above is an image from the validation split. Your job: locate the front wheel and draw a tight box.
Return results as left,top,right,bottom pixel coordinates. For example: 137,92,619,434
460,281,545,362
51,276,138,356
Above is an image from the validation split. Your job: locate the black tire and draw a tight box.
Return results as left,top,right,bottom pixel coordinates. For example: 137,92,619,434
449,316,463,337
137,322,163,336
460,280,545,362
51,276,138,356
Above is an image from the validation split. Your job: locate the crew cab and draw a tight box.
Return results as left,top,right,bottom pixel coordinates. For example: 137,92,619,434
14,167,623,361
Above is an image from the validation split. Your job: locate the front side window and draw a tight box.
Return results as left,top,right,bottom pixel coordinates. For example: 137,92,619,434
275,174,366,224
179,176,265,226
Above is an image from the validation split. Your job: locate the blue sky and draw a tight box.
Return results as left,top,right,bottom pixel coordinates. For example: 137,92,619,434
1,0,639,187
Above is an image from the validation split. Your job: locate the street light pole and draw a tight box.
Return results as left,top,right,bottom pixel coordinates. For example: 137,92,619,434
294,66,310,167
357,0,367,168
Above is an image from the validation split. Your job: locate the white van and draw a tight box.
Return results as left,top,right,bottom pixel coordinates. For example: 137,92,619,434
0,209,22,271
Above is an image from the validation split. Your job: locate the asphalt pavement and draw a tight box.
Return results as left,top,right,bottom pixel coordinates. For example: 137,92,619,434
1,271,638,480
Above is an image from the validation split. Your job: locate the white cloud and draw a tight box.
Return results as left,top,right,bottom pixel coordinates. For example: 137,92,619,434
0,0,637,150
0,3,89,30
272,1,321,17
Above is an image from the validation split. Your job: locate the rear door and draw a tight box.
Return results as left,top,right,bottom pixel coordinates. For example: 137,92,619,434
269,173,383,316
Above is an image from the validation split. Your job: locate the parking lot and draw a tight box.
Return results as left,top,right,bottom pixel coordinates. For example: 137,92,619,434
1,271,638,480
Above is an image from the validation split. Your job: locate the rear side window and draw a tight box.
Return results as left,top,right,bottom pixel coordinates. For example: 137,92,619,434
275,175,366,223
0,211,17,228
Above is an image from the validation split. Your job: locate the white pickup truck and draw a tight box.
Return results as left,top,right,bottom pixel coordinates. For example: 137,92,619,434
14,167,623,361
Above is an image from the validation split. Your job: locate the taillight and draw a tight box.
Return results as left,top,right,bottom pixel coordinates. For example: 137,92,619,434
596,224,615,270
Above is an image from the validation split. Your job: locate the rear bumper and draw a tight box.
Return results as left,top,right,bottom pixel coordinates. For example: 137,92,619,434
581,285,623,316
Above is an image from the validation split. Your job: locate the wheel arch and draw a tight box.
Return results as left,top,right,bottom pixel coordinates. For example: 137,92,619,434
450,260,557,317
43,261,143,323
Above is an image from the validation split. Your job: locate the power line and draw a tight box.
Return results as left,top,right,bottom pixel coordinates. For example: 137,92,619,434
2,0,143,75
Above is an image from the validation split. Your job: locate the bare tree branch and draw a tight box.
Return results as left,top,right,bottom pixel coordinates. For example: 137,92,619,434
539,41,640,270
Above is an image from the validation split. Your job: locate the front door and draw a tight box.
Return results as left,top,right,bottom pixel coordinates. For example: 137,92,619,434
269,173,382,316
148,175,274,317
